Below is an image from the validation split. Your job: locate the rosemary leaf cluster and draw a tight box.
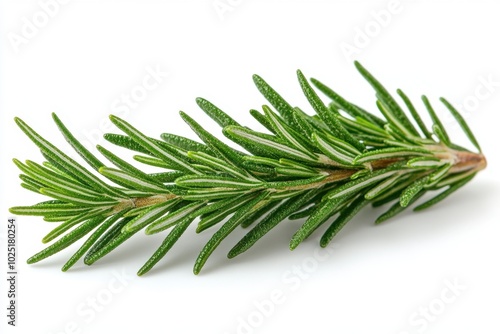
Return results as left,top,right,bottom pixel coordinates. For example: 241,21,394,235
10,61,486,275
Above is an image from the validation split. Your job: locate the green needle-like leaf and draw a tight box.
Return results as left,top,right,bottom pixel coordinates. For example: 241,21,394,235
28,216,106,264
250,109,276,134
122,199,180,233
297,70,364,152
440,97,481,152
355,61,419,136
311,77,385,127
326,166,404,200
97,145,164,185
138,216,195,276
176,175,261,189
290,197,342,249
197,198,250,233
52,113,106,171
397,89,432,139
84,217,133,263
414,174,475,211
14,117,125,198
133,155,173,169
194,192,269,274
99,167,169,193
84,220,138,265
320,195,369,247
62,214,122,271
180,111,246,167
160,133,212,155
187,151,257,181
104,133,152,155
354,147,432,165
145,201,206,234
376,190,427,224
253,74,299,128
41,206,111,244
196,97,240,128
262,105,316,155
312,132,357,166
229,189,318,258
110,115,201,175
224,125,319,163
9,203,87,217
39,187,119,207
182,188,249,201
13,159,101,198
422,95,450,145
400,176,430,207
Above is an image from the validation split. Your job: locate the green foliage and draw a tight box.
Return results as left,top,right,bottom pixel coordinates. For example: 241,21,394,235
9,62,486,276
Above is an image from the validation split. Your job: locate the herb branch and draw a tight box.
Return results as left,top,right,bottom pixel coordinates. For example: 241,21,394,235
10,61,486,275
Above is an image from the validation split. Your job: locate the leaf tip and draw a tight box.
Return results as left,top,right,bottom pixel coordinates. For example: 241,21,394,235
319,238,330,248
136,267,147,276
193,266,201,275
13,116,23,126
84,255,96,265
399,197,410,208
353,60,364,72
289,236,300,250
178,110,189,120
252,74,262,83
296,69,305,80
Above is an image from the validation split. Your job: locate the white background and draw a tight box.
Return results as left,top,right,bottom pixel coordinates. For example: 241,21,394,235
1,1,499,333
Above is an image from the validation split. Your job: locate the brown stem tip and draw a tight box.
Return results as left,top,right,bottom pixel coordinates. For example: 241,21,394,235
450,150,487,174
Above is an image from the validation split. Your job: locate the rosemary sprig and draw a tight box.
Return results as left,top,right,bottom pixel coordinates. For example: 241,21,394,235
9,61,487,275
